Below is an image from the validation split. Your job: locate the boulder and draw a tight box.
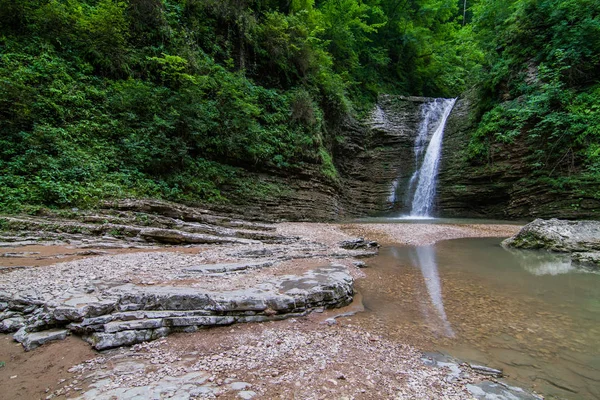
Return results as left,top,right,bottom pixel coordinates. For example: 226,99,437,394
503,219,600,267
0,316,25,333
86,329,155,350
339,238,379,250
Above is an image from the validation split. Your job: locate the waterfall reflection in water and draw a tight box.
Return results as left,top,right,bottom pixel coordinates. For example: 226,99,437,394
387,245,455,337
411,246,455,338
354,238,600,400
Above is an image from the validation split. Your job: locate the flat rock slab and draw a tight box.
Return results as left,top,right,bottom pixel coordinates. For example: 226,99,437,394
2,262,354,350
184,260,274,274
503,218,600,268
140,229,257,245
14,328,69,351
75,370,219,400
469,363,503,377
423,352,541,400
467,382,543,400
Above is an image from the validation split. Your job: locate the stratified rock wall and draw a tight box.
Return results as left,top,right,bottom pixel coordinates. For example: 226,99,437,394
212,95,433,221
437,96,600,219
436,97,523,218
335,95,432,215
199,93,599,221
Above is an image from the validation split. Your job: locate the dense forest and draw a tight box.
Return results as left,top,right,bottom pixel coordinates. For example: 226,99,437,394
0,0,598,214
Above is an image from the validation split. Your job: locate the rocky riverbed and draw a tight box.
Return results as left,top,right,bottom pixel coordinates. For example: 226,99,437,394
0,200,533,399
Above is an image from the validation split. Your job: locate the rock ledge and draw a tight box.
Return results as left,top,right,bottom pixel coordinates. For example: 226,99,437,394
2,264,354,350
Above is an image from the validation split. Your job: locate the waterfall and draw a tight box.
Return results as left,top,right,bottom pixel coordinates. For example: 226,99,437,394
405,100,448,206
408,98,456,217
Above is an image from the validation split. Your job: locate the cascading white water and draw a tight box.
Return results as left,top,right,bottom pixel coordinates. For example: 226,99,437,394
405,100,448,204
409,98,456,217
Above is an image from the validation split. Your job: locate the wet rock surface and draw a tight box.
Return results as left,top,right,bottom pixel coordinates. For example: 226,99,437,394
423,352,542,400
503,218,600,267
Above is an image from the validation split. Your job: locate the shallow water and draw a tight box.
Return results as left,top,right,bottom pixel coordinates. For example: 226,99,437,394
353,216,528,225
355,237,600,400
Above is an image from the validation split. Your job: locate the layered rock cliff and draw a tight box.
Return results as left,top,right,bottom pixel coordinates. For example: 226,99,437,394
214,95,434,221
211,94,600,221
334,95,433,215
437,97,600,219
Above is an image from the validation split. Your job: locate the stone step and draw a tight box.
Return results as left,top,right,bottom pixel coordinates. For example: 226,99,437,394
13,328,69,351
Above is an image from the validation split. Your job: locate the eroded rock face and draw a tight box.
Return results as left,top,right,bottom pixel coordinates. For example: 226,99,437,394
437,96,600,219
502,218,600,267
1,263,354,350
334,95,433,215
0,199,298,250
199,95,436,220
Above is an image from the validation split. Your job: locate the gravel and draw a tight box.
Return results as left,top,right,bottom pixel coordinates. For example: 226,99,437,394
67,319,482,399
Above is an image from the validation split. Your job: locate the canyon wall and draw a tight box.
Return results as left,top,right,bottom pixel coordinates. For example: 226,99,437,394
214,95,430,221
216,95,600,221
437,97,600,220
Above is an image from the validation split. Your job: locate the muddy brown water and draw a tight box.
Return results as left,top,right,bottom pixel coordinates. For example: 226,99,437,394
0,244,209,270
353,237,600,400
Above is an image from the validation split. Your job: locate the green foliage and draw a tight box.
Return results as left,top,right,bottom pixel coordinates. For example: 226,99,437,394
0,0,472,213
9,0,590,214
318,146,339,182
319,0,386,75
469,0,600,188
366,0,475,96
0,1,334,212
